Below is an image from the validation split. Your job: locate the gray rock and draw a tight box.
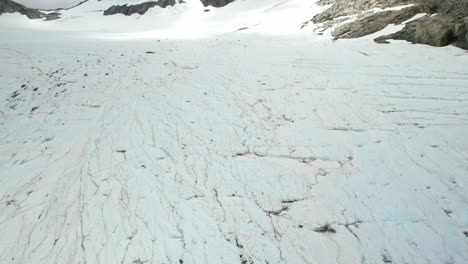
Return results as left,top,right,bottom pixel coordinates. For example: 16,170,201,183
453,17,468,48
332,4,432,39
0,0,44,19
316,0,336,6
44,11,61,21
200,0,236,8
434,0,468,19
104,0,176,16
375,15,455,47
313,0,468,49
312,0,417,24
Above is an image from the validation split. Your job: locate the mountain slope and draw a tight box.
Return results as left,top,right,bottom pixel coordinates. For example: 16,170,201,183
0,0,44,19
2,0,466,49
103,0,177,16
0,0,325,38
310,0,468,49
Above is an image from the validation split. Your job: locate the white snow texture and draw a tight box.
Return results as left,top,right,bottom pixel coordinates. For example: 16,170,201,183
0,0,467,264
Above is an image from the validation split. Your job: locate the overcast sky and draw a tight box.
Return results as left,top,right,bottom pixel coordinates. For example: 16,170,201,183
15,0,83,9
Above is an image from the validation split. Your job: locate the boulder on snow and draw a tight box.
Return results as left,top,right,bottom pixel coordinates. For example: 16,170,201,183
103,0,176,16
44,11,61,21
200,0,236,8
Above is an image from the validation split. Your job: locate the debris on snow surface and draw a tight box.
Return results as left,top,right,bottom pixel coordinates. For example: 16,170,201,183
1,33,467,264
0,0,468,263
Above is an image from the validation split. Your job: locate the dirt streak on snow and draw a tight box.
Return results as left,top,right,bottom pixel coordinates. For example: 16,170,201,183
0,32,467,264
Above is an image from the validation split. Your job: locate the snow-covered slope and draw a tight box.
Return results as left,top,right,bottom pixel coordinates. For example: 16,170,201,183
0,0,45,19
0,0,327,38
1,0,468,264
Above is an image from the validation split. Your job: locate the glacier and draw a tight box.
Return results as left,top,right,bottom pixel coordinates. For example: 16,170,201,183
0,0,467,263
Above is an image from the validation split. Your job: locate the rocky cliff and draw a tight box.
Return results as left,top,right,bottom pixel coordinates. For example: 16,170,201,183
103,0,177,16
312,0,468,49
103,0,236,16
0,0,45,19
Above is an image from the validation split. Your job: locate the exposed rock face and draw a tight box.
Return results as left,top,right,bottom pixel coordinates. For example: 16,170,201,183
103,0,176,16
453,17,468,48
103,0,236,16
0,0,44,19
316,0,336,6
435,0,468,19
332,4,432,39
44,11,61,21
376,15,455,47
200,0,236,8
312,0,468,49
313,0,416,24
375,0,468,49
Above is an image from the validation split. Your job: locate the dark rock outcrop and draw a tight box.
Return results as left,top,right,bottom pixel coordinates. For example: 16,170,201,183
316,0,336,6
332,4,432,39
375,15,455,47
435,0,468,19
453,17,468,49
313,0,416,24
0,0,44,19
312,0,468,49
103,0,176,16
44,11,61,21
375,0,468,49
200,0,236,8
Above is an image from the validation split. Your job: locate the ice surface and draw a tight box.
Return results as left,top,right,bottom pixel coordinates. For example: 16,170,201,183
1,0,468,263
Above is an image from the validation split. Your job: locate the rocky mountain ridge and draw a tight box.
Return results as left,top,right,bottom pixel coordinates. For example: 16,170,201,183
0,0,238,18
1,0,467,49
92,0,237,16
311,0,468,49
0,0,47,19
103,0,177,16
